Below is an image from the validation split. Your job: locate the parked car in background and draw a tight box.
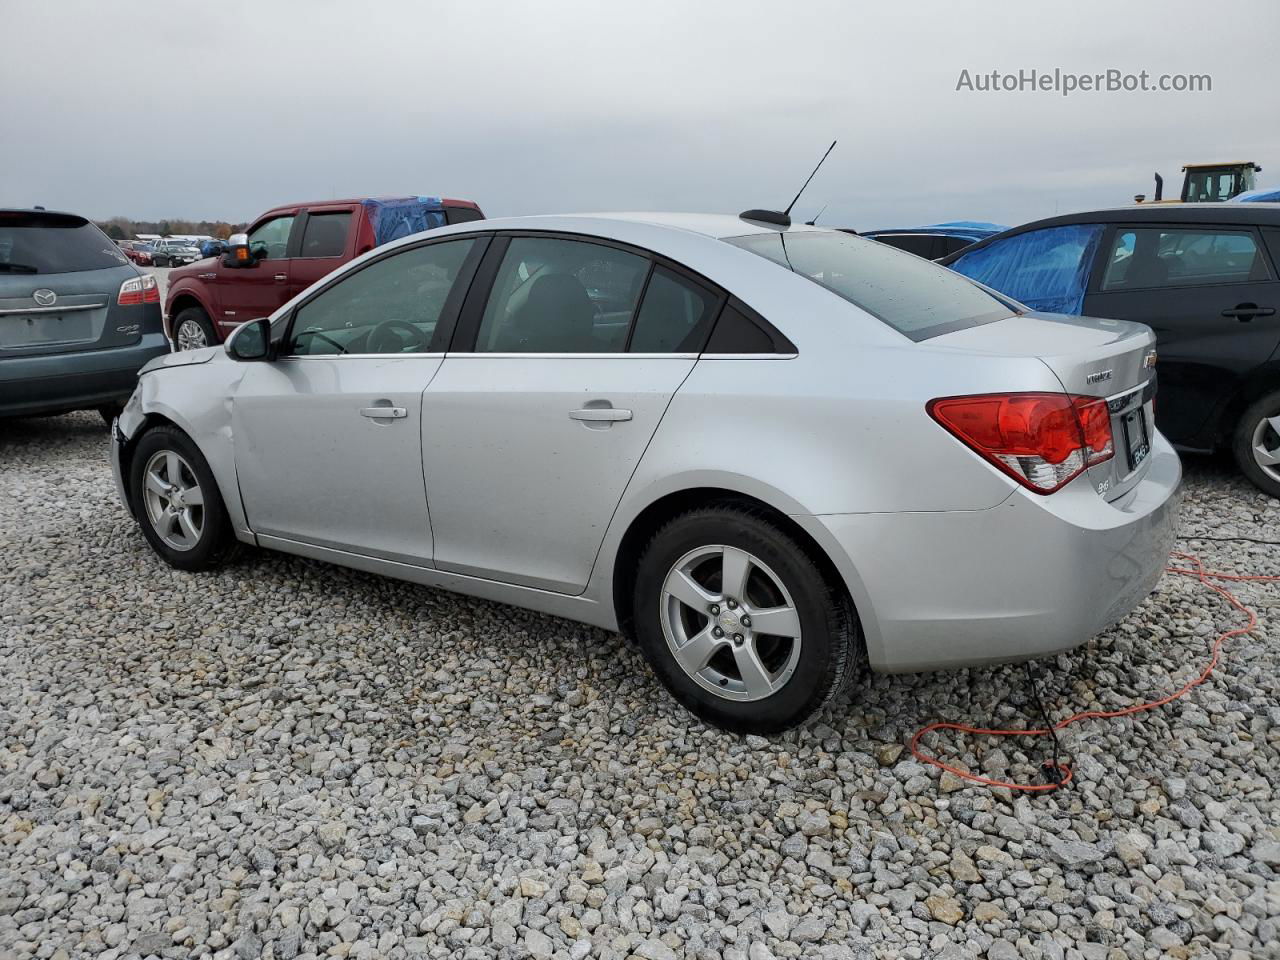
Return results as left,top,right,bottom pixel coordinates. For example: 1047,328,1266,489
164,195,484,349
116,240,155,266
113,213,1178,733
1,209,168,421
152,238,203,267
199,238,228,258
942,203,1280,496
1230,188,1280,204
857,221,1007,260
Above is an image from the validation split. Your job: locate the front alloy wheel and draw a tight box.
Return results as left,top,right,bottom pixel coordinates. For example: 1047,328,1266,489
176,317,209,350
1233,390,1280,498
142,449,205,551
1250,414,1280,483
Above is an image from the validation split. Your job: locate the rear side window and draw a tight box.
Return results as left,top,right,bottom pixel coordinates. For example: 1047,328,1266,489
628,267,720,352
727,230,1013,340
0,213,128,274
1101,227,1269,290
298,212,351,259
949,224,1104,315
705,303,780,353
475,236,648,353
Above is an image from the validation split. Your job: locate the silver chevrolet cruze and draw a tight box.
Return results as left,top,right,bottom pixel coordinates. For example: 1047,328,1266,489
112,213,1181,733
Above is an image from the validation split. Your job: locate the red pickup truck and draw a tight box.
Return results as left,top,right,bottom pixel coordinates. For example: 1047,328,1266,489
164,196,484,349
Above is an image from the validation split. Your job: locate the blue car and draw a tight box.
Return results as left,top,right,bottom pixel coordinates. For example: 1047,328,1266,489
855,221,1007,260
199,238,228,258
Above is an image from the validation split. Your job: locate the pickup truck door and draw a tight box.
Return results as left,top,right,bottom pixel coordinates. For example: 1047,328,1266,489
288,206,359,301
211,211,298,338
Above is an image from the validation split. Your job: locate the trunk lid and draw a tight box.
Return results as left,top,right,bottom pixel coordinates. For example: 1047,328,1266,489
0,263,145,359
930,312,1158,501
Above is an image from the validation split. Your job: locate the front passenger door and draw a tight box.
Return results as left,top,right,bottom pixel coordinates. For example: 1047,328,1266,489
214,213,297,338
232,236,486,564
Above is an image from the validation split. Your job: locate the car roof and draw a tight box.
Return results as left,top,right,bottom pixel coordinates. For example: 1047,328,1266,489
522,211,820,240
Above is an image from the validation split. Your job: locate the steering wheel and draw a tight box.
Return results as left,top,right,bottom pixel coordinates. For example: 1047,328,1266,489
366,318,429,354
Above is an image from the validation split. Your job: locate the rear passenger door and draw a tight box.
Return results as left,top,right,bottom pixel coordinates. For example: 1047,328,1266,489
288,206,356,300
1084,223,1280,447
421,233,722,594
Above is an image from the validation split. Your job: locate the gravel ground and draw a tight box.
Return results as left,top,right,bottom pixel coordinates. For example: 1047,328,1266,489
2,413,1278,960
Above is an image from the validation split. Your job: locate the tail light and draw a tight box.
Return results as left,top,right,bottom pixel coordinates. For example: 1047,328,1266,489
928,392,1114,494
118,274,160,305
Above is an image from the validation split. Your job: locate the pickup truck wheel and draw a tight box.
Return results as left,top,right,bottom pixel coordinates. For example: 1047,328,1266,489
174,307,215,351
1233,390,1280,498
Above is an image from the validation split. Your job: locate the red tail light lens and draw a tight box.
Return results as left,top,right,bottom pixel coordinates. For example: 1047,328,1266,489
928,392,1114,494
118,274,160,305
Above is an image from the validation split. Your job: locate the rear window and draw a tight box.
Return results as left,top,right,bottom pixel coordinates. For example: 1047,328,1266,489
0,213,129,275
725,230,1014,340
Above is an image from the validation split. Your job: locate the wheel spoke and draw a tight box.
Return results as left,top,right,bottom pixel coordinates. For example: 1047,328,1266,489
747,603,801,638
177,510,200,544
664,568,717,612
1254,442,1280,467
145,470,169,496
721,546,752,601
673,626,723,673
732,641,774,698
1265,415,1280,436
165,452,182,485
181,484,204,506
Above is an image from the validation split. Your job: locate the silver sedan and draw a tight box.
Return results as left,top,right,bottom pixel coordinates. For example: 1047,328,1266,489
111,213,1181,733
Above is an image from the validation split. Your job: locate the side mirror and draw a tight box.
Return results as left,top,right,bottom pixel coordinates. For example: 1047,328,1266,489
222,233,255,269
225,317,272,362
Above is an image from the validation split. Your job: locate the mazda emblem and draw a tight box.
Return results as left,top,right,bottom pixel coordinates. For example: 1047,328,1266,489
33,289,57,306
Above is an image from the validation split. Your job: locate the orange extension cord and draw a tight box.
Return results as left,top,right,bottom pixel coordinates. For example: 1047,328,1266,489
910,552,1280,792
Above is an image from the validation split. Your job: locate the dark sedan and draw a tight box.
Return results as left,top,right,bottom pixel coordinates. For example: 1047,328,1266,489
941,203,1280,496
1,210,169,421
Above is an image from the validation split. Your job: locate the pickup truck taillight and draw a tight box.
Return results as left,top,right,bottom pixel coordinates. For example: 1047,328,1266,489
118,274,160,305
928,392,1114,494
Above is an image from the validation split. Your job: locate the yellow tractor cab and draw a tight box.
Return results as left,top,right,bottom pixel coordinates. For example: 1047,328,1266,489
1135,162,1262,203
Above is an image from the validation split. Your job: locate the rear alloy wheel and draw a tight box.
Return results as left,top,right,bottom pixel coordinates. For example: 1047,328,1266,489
1234,390,1280,497
633,505,858,734
129,425,236,571
174,306,215,351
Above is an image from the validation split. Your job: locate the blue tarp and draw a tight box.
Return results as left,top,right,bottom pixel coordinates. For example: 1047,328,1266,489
361,196,447,246
948,223,1104,315
865,221,1007,242
1229,188,1280,203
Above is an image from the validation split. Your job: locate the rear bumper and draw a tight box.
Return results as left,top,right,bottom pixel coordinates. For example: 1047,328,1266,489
806,432,1182,673
0,333,170,417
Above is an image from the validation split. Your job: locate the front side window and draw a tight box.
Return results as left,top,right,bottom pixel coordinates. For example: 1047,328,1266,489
475,237,649,353
247,215,295,259
948,223,1104,315
299,212,351,259
728,230,1014,339
288,238,476,356
1101,227,1268,290
628,266,720,352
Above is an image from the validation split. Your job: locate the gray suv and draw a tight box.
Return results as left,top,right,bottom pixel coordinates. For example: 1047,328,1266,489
1,209,169,421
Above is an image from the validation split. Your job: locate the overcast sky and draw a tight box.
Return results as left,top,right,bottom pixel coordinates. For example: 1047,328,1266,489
4,0,1278,231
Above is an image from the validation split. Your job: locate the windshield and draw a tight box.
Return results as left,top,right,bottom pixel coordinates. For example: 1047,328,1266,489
725,230,1016,340
0,212,129,274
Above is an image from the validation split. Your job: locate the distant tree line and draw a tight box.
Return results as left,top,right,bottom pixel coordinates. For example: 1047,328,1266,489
96,216,249,241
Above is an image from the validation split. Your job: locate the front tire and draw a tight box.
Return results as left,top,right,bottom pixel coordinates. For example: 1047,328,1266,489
129,425,236,571
173,306,216,351
1233,390,1280,498
632,505,858,734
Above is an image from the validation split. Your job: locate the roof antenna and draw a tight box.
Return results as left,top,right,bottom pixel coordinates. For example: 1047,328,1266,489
804,203,828,226
741,140,838,228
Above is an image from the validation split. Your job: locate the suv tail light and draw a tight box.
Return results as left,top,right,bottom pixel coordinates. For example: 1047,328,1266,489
928,392,1114,494
118,274,160,306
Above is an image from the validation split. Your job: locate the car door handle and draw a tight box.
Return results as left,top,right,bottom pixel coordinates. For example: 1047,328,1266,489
569,407,633,422
1222,303,1275,320
360,406,407,419
274,273,287,283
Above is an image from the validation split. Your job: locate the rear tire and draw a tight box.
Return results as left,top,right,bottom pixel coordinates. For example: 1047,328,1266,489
129,425,236,571
174,307,216,350
632,505,858,734
1233,390,1280,498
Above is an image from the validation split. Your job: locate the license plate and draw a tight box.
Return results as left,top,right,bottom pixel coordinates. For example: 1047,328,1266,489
1,313,92,348
1122,408,1151,471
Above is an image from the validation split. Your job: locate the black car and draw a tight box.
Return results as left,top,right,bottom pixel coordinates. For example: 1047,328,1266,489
941,204,1280,496
0,210,169,421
